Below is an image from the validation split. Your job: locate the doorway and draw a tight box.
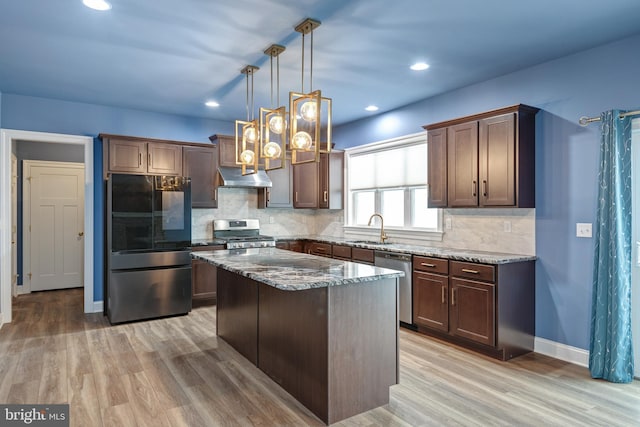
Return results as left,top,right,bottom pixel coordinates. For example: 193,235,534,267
0,129,95,325
23,160,85,292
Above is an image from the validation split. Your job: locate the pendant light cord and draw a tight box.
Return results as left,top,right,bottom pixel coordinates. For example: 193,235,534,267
310,30,313,91
245,72,250,121
301,33,305,93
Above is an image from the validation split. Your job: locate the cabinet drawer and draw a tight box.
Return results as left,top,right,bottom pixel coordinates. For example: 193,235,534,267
191,245,225,252
413,256,448,274
351,248,374,264
450,261,495,283
332,245,351,259
307,242,332,257
275,241,290,250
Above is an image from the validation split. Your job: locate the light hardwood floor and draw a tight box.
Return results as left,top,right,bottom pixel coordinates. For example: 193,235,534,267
1,288,639,426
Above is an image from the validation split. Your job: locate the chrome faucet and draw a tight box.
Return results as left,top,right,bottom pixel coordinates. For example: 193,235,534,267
368,213,388,244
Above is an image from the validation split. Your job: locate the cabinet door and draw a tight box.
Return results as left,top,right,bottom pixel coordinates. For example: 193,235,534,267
183,145,218,208
215,135,239,167
413,271,449,332
479,113,515,206
292,155,319,208
427,128,447,208
450,278,495,346
108,139,147,174
191,259,217,301
447,121,478,207
265,159,293,208
319,153,330,209
148,143,183,175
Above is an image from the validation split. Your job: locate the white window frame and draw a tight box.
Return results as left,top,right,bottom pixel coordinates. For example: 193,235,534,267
344,132,443,243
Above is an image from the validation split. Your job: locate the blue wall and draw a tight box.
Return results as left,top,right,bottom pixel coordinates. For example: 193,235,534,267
334,33,640,350
1,94,235,303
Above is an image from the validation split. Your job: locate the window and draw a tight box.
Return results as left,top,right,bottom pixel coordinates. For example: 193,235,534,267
345,133,441,240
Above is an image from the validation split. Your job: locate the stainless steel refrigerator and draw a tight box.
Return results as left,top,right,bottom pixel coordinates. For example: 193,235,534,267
106,174,192,324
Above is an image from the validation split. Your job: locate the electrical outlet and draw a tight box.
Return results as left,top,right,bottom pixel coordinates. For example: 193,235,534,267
445,218,452,230
576,223,592,238
269,216,275,224
503,221,512,233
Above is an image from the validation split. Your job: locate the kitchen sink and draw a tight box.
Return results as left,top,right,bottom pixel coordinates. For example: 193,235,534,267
348,240,393,245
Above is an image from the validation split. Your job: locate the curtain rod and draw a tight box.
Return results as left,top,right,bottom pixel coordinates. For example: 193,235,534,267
579,110,640,126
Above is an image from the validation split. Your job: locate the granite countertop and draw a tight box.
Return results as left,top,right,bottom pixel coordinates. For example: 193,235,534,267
191,247,404,291
274,236,535,264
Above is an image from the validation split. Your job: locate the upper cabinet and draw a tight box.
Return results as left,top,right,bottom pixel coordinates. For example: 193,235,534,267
258,158,293,209
106,136,182,176
183,145,218,208
292,150,343,209
210,134,238,168
424,104,538,208
101,134,218,208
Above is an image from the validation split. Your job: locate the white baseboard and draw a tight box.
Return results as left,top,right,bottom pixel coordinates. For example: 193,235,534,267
534,337,589,367
91,301,104,313
0,312,4,328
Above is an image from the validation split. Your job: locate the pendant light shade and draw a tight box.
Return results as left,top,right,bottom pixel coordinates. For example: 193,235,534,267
259,44,287,171
235,65,260,176
289,18,332,165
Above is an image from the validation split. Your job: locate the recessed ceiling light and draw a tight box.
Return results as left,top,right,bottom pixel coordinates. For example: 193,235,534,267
205,100,220,108
365,105,379,112
410,62,430,71
83,0,112,11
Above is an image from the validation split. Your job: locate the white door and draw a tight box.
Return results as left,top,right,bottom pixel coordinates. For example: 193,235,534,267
24,161,84,291
11,154,18,295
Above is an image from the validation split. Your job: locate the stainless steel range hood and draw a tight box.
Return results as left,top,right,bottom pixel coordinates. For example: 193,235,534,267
217,167,272,188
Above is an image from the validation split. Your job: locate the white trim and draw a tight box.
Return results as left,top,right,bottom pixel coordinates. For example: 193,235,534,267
0,129,95,323
534,337,589,367
344,131,427,155
343,226,444,243
23,160,85,294
93,300,103,313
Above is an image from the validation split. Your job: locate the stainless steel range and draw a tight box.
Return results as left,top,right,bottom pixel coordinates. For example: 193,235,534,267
213,219,276,249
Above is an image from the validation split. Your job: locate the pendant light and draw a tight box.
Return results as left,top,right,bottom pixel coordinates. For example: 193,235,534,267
289,18,332,165
259,44,287,171
235,65,260,176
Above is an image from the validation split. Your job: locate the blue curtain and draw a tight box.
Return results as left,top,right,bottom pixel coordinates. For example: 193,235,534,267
589,110,634,383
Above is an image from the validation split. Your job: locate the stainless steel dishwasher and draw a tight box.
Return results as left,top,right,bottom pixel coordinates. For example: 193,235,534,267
374,251,413,326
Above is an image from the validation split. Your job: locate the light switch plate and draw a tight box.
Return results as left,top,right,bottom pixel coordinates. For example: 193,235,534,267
576,223,592,238
445,218,452,230
503,221,512,233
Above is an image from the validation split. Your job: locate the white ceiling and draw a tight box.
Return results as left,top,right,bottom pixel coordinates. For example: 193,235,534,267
1,0,640,125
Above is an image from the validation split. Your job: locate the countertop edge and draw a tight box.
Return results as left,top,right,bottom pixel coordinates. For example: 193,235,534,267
274,236,536,264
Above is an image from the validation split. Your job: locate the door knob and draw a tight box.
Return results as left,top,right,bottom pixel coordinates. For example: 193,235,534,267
78,232,84,237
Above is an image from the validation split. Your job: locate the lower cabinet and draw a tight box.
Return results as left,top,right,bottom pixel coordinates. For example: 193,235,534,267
191,245,225,306
412,255,534,360
306,241,332,258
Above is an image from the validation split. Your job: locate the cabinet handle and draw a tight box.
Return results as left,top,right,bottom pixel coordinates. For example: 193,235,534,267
138,153,142,166
323,190,328,202
472,180,477,197
451,288,457,306
148,153,151,167
483,180,487,197
295,192,298,202
461,268,479,274
441,286,446,304
213,188,217,201
420,263,436,268
266,190,270,203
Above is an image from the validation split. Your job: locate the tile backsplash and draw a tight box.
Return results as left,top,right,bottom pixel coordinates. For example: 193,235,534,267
192,188,534,255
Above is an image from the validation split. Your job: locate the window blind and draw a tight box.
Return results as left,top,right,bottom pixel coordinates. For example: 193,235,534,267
349,143,427,190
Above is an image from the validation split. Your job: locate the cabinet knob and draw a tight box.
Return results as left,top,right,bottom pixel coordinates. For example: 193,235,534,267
78,231,84,237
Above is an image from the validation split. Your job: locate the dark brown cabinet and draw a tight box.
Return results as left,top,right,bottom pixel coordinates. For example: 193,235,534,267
191,245,225,306
351,247,374,264
332,245,351,261
210,134,238,168
105,137,182,176
424,104,538,208
292,151,343,209
447,121,479,207
412,255,534,360
427,128,448,208
413,256,449,332
306,241,332,258
101,134,219,208
183,145,218,208
258,158,293,208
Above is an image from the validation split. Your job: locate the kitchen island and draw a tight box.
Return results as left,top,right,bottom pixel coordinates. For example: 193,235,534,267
191,248,403,425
